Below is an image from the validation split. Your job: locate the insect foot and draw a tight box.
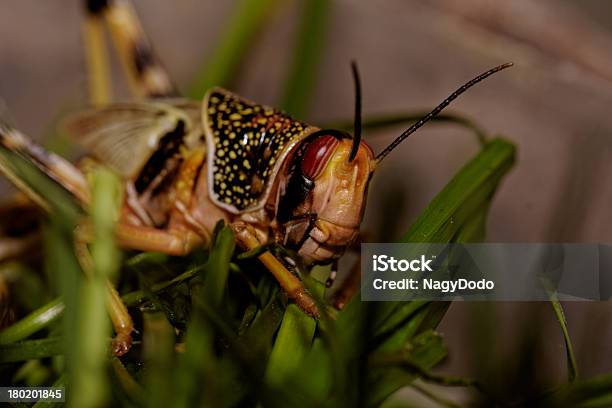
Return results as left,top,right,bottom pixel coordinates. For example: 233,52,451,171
292,289,321,319
112,331,133,357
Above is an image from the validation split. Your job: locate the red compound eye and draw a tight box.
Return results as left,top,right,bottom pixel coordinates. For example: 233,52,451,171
300,135,339,179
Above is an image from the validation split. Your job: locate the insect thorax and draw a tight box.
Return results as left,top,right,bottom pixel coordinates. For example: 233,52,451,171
203,89,317,214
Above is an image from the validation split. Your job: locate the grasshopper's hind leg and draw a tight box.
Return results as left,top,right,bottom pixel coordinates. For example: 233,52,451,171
74,231,135,355
83,0,177,98
82,1,113,105
0,123,136,355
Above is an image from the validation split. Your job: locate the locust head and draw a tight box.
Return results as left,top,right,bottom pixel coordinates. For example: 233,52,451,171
277,62,513,265
277,131,375,264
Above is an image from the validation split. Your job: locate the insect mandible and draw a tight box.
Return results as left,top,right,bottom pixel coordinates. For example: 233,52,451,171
0,0,513,355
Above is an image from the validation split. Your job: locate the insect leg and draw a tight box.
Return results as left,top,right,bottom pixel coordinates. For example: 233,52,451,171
1,123,134,355
77,205,204,356
112,223,203,256
82,1,113,105
232,222,320,318
0,122,90,208
83,0,177,98
326,259,339,288
331,261,360,310
73,237,134,356
330,234,366,309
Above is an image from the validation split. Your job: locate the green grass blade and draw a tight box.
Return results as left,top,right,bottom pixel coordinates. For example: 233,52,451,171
89,168,122,282
0,337,63,363
401,138,515,243
143,311,176,408
0,298,64,344
371,138,515,342
203,226,235,307
0,264,203,344
69,168,121,408
280,0,332,117
172,225,235,407
122,265,203,306
110,357,145,405
348,138,515,405
264,304,316,387
32,374,66,408
543,373,612,407
188,0,280,97
366,331,448,407
43,220,82,406
544,280,579,382
237,294,284,356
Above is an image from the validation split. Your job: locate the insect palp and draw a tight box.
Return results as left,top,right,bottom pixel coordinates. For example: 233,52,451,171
375,62,514,164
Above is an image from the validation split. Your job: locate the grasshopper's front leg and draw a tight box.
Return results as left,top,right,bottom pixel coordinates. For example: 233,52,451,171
231,222,319,318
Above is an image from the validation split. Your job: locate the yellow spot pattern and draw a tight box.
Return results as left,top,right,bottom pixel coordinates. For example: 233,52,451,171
207,90,307,210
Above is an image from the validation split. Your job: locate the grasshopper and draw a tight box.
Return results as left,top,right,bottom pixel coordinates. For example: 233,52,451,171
0,0,512,355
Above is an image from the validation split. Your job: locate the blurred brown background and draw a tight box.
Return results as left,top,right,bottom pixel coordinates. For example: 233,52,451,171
1,0,611,404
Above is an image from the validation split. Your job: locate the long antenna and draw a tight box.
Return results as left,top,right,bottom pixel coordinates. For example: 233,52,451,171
348,61,362,162
375,62,513,164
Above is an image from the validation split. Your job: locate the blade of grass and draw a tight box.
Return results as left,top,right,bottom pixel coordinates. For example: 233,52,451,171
237,294,284,356
172,225,235,407
12,360,51,386
366,330,448,407
0,298,64,344
376,203,491,351
409,382,462,408
564,374,612,407
0,264,204,344
264,304,316,387
143,311,175,408
43,218,82,407
373,138,515,336
32,374,66,408
203,225,235,307
70,168,121,408
401,138,515,243
543,279,579,382
188,0,280,97
295,338,334,401
122,265,203,306
197,297,319,408
280,0,332,117
0,129,85,400
110,357,145,405
337,139,515,406
0,337,63,363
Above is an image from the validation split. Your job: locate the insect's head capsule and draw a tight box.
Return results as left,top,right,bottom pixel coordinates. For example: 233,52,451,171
277,131,375,264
